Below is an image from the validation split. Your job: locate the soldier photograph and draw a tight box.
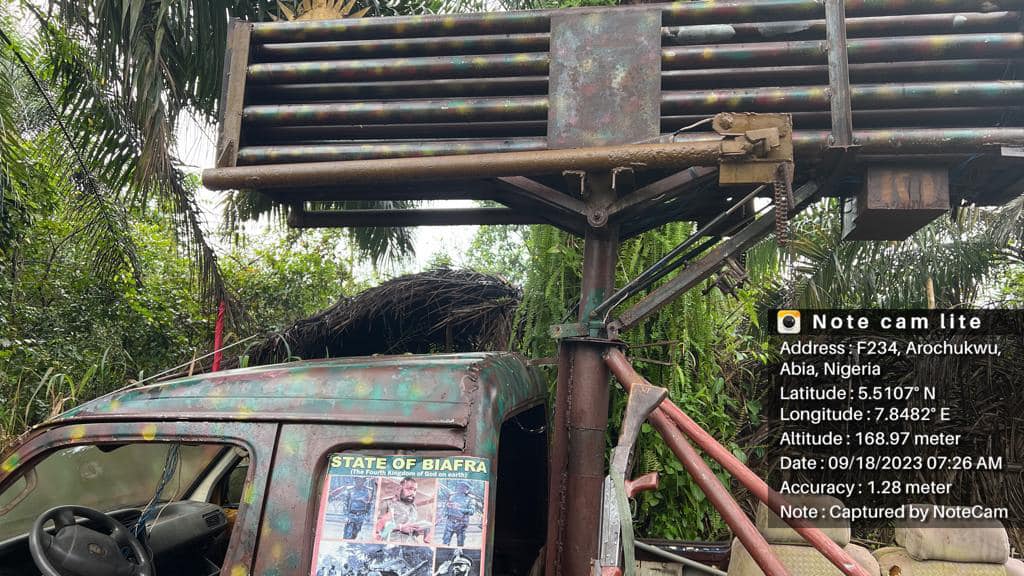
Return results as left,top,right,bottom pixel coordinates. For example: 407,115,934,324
436,479,485,548
433,547,479,576
374,477,436,545
315,542,433,576
324,475,379,541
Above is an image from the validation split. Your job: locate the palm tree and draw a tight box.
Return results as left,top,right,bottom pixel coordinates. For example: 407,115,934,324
3,0,539,324
745,197,1024,311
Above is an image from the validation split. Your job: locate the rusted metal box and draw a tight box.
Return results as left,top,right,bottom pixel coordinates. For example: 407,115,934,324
841,166,950,241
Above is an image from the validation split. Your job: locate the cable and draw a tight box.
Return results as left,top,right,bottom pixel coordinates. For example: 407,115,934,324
633,541,727,576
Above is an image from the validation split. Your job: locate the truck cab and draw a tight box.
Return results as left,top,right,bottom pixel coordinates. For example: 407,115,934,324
0,353,550,576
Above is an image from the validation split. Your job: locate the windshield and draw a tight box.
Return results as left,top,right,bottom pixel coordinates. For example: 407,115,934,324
0,442,223,541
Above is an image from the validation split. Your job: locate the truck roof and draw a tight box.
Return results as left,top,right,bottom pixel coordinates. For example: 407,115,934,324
48,352,547,429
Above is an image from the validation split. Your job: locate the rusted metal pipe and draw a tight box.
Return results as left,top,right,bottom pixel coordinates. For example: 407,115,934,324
250,11,551,42
663,11,1021,45
236,138,548,164
790,127,1024,155
664,108,1017,131
608,356,788,576
661,59,1020,89
246,121,549,142
643,407,789,576
660,0,1024,26
248,0,1024,42
246,78,549,103
666,127,1024,157
243,96,548,126
245,82,1023,128
247,53,549,84
662,33,1024,69
203,140,730,189
662,81,1024,114
605,348,876,576
253,33,550,61
207,129,1024,185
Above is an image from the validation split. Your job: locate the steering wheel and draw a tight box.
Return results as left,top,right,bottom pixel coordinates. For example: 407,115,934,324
29,505,154,576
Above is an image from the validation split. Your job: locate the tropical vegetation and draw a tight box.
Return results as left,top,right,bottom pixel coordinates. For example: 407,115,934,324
2,0,1023,542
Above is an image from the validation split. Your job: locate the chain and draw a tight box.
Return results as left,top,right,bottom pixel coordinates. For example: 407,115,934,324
773,162,794,248
771,163,798,306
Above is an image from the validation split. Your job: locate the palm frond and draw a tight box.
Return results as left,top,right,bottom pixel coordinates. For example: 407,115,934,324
33,7,236,313
0,18,141,283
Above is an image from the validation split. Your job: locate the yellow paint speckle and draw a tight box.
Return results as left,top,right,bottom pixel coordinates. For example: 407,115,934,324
1,456,18,473
231,565,248,576
141,424,158,441
70,425,87,441
702,47,713,60
360,435,375,445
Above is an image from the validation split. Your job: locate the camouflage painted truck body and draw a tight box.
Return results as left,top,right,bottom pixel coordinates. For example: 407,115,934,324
0,353,550,576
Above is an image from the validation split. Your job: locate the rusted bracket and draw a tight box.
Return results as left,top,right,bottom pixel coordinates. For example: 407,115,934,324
549,322,591,339
714,113,794,186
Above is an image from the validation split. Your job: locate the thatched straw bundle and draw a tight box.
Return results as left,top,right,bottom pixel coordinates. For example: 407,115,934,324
239,268,520,366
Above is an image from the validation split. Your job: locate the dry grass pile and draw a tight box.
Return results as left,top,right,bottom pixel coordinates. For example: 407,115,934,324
235,268,520,367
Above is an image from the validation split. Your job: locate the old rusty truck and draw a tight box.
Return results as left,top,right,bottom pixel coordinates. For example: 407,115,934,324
2,0,1024,575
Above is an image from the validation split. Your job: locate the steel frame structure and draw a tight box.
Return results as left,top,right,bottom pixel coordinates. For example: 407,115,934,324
202,1,1024,575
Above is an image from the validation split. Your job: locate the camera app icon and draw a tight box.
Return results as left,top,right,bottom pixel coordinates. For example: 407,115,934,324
777,310,801,334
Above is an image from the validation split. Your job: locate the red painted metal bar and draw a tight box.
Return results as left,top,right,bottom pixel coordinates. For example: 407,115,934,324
609,355,788,576
604,349,874,576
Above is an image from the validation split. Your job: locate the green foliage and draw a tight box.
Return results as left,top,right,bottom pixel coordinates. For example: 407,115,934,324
0,211,355,447
745,197,1024,312
464,225,531,286
517,222,768,540
221,231,354,331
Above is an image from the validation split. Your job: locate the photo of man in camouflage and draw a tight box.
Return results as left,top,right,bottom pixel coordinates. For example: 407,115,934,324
375,477,435,544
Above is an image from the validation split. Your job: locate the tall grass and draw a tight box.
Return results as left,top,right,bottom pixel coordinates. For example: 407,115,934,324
0,357,110,453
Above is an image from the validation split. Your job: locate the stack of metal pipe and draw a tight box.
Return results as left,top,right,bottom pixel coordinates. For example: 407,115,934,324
237,0,1024,166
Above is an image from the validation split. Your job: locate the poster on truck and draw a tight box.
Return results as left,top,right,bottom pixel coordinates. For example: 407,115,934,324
312,454,490,576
